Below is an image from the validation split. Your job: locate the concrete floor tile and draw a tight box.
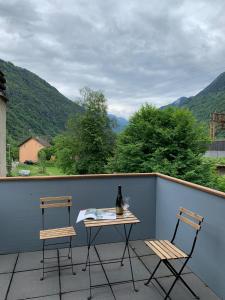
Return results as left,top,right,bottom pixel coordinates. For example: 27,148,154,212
0,253,17,274
113,280,162,300
7,269,59,300
60,263,107,293
62,286,114,300
157,273,220,300
33,296,60,300
95,242,135,261
104,257,149,283
59,245,98,267
0,241,219,300
0,273,11,300
15,250,57,272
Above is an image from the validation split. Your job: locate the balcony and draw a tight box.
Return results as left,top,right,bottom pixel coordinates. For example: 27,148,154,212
0,173,224,299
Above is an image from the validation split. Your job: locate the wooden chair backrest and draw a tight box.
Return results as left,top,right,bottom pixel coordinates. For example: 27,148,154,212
40,196,72,209
176,207,203,231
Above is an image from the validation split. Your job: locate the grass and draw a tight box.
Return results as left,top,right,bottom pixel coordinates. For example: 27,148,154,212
11,163,65,177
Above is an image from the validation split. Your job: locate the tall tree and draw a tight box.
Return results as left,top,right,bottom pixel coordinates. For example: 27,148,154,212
108,105,215,186
55,87,115,174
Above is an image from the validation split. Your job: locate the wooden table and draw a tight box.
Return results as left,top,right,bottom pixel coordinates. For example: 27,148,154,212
83,208,140,300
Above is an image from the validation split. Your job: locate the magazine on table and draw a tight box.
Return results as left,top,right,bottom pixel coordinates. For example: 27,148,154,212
76,208,116,223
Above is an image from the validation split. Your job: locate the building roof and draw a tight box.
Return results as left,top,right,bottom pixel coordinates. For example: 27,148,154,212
19,136,51,147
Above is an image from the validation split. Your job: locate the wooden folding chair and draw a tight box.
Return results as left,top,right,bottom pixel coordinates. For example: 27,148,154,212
40,196,76,280
145,207,204,299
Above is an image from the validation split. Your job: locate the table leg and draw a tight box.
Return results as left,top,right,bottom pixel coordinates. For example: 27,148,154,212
83,227,102,272
83,227,90,272
94,245,117,300
87,228,92,300
123,224,138,292
120,224,133,266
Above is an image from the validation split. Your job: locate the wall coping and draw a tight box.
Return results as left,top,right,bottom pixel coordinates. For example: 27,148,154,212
0,172,156,181
1,172,225,200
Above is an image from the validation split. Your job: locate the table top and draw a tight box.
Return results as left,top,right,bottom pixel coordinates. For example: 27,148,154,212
83,207,140,228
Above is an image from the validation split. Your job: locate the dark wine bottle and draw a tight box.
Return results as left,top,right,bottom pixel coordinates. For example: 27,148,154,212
116,185,124,215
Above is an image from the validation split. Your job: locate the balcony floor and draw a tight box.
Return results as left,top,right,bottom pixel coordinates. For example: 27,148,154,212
0,240,219,300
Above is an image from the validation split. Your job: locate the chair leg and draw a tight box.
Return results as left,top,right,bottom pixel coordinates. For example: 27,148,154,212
68,236,71,259
145,259,162,286
164,273,180,300
164,260,199,299
69,236,76,275
40,240,45,280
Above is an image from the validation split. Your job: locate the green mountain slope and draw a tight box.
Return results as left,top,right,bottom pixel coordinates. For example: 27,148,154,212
0,59,82,142
162,72,225,123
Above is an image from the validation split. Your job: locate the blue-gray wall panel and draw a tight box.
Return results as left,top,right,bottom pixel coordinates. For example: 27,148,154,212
0,176,156,253
156,177,225,299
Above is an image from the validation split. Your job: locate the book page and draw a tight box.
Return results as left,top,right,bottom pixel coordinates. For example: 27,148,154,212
76,209,96,223
96,209,116,220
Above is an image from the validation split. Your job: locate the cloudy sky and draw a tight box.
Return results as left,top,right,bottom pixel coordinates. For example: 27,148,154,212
0,0,225,118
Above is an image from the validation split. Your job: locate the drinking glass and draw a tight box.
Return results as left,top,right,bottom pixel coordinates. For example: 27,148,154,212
123,196,130,217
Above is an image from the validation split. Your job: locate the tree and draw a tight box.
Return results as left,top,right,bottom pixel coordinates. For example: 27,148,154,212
108,105,213,185
55,87,115,174
38,149,47,174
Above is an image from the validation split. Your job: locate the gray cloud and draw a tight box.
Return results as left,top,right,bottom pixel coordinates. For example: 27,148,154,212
0,0,225,117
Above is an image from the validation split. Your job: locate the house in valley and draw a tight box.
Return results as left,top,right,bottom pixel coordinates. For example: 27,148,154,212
19,137,50,163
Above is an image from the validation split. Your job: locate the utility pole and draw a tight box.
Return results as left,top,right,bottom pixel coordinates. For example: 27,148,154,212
0,70,8,177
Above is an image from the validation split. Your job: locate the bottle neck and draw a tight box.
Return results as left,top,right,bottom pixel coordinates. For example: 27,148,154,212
118,186,122,195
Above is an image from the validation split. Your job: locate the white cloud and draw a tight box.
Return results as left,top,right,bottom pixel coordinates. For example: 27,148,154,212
0,0,225,118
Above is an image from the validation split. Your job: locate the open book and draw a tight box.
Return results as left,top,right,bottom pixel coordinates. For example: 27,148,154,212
76,208,116,223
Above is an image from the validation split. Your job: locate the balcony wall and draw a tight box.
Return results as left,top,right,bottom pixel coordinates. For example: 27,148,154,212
1,172,225,298
155,173,225,300
0,174,156,253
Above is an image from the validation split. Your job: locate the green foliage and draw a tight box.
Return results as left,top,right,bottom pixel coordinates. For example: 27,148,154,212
39,145,55,161
200,157,225,192
6,135,18,160
108,105,212,185
11,163,63,176
38,149,47,173
55,87,116,174
0,59,82,142
54,134,76,174
216,176,225,192
6,135,19,176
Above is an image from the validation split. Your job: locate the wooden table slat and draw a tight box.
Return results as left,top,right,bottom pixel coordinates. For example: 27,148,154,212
83,208,140,228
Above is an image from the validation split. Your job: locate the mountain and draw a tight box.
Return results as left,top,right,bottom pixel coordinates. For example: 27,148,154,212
0,59,82,142
162,72,225,123
109,114,128,132
160,97,189,110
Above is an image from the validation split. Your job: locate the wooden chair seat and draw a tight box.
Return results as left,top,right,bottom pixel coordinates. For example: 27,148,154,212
145,240,188,260
40,226,76,240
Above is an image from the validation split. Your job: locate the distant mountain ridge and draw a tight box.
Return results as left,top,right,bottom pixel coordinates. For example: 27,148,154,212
196,72,225,96
109,114,128,132
0,59,82,142
161,96,189,110
0,59,126,143
162,72,225,123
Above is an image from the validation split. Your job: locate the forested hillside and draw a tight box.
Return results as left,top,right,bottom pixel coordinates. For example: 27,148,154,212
0,59,82,142
162,72,225,123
